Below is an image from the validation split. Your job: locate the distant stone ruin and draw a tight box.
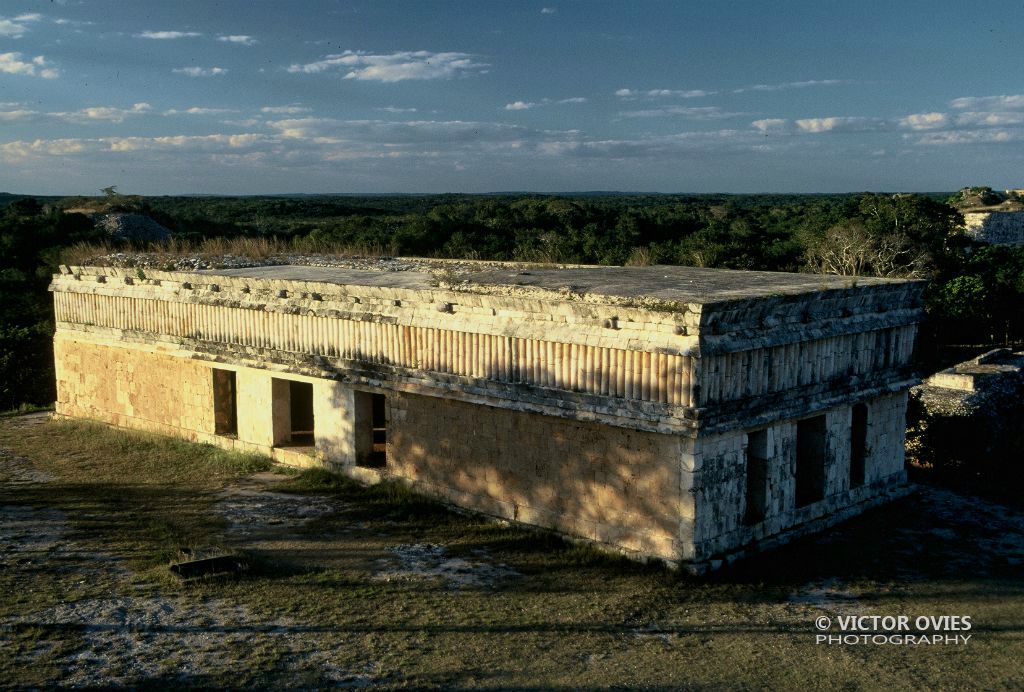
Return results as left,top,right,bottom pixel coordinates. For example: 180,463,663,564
962,211,1024,246
95,213,171,244
51,261,923,570
952,186,1024,246
910,348,1024,472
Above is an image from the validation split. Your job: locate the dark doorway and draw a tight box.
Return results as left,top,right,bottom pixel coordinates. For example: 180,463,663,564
355,391,387,468
289,380,315,447
370,393,387,466
212,369,237,437
795,415,827,507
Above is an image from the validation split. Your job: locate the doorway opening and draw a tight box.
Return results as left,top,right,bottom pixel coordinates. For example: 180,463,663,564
795,415,827,507
212,368,237,437
355,391,387,468
272,377,315,450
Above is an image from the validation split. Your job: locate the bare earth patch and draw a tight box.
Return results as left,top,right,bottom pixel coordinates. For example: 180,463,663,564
372,543,520,590
215,471,340,538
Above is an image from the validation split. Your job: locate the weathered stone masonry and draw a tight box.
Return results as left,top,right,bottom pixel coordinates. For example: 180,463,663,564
50,263,922,568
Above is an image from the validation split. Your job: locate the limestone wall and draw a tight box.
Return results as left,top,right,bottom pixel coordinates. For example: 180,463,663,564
963,211,1024,246
50,267,922,438
697,326,917,406
54,334,355,468
691,392,908,561
54,335,217,437
386,392,691,560
54,333,691,562
53,290,697,407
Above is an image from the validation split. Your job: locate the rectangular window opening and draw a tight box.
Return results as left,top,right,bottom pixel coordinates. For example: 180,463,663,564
212,369,237,437
850,403,868,488
795,415,827,507
744,429,769,525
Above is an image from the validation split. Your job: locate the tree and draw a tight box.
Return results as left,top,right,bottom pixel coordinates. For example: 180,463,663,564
806,194,963,278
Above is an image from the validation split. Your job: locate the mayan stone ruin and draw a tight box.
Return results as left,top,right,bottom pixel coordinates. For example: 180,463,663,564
962,211,1024,246
50,262,923,569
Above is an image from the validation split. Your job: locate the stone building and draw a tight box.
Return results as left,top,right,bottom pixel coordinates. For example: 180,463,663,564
962,211,1024,246
50,263,922,569
909,348,1024,473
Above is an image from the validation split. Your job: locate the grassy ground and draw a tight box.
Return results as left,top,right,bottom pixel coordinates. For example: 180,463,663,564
1,414,1022,689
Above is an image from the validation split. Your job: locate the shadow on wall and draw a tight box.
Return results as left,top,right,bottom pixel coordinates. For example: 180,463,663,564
386,392,687,560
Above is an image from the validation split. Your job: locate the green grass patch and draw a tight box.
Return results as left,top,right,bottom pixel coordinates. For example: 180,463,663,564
0,417,272,571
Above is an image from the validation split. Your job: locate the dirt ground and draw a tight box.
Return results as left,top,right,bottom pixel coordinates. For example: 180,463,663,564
1,413,1022,689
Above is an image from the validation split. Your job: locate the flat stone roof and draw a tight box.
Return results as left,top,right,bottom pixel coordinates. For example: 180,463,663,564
200,263,904,305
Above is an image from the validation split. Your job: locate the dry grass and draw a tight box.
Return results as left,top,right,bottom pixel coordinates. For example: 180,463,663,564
59,236,389,267
625,245,658,266
1,414,1023,689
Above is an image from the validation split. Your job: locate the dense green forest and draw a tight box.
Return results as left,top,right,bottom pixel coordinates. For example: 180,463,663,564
1,192,1022,411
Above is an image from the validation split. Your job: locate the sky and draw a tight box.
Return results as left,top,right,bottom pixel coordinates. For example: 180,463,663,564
1,0,1023,195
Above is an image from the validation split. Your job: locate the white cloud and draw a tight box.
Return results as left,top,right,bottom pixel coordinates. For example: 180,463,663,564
795,116,886,133
913,129,1020,145
950,94,1024,111
53,102,152,123
173,66,228,77
217,34,257,45
0,109,37,121
898,112,948,131
955,111,1024,127
2,138,88,159
2,102,228,123
262,117,542,147
734,79,844,94
645,89,711,98
506,97,586,111
615,88,712,100
0,132,277,161
221,118,261,127
287,50,487,82
52,18,95,27
260,105,311,114
620,106,741,119
137,30,202,39
752,118,789,133
165,107,236,116
535,128,763,160
0,13,43,38
541,7,557,14
0,52,59,79
0,114,792,175
107,133,268,152
376,106,418,114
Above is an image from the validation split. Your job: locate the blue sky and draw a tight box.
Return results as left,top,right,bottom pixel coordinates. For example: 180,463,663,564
1,0,1023,194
